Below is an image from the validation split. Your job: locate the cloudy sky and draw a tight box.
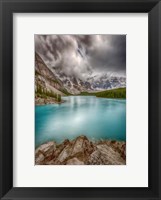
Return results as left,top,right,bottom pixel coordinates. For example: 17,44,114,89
35,35,126,80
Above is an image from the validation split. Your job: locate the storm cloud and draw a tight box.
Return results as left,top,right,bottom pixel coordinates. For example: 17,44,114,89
35,35,126,79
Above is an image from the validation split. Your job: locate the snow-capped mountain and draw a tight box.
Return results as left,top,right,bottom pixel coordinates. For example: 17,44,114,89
53,67,126,94
87,75,126,91
35,52,126,96
52,70,93,94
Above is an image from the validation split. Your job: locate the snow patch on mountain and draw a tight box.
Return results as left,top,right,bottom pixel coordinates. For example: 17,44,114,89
53,67,126,94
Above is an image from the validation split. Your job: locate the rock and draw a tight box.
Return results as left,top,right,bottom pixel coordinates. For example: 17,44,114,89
36,141,56,155
71,136,85,156
66,157,84,165
71,135,95,157
63,139,70,146
35,96,62,105
87,144,126,165
35,135,126,165
35,153,45,164
35,141,56,164
57,144,73,162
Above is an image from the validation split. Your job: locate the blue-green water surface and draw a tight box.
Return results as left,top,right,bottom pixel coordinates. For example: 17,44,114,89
35,96,126,146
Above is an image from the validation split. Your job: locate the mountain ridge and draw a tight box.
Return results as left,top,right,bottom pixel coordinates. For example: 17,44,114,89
35,52,126,98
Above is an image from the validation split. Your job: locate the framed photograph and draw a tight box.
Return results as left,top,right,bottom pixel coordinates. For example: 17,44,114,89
0,0,161,199
35,34,126,166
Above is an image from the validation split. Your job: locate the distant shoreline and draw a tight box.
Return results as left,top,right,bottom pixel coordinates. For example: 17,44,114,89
35,95,126,106
35,87,126,105
72,95,126,99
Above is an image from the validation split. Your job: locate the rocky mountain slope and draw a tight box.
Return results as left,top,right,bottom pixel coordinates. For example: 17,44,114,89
52,70,93,94
53,67,126,94
35,53,70,104
35,53,64,94
35,135,126,165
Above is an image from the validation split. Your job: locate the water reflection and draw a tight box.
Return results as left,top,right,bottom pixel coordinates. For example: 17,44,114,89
35,96,126,146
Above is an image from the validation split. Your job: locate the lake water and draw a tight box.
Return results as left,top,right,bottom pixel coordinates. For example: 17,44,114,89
35,96,126,147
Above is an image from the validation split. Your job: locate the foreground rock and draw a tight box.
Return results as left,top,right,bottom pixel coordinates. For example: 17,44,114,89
35,136,126,165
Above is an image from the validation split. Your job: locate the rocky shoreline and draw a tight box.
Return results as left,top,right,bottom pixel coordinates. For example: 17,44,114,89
35,135,126,165
35,97,65,105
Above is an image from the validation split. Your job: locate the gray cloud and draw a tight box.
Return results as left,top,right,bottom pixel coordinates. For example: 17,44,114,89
35,35,126,79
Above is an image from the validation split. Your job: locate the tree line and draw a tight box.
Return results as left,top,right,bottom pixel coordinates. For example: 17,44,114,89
95,88,126,99
36,84,61,102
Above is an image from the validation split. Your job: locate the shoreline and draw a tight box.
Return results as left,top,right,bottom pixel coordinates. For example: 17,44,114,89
35,95,126,106
35,91,126,105
73,95,126,100
35,96,65,105
35,135,126,165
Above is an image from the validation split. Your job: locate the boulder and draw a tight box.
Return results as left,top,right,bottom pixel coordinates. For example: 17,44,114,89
57,144,73,162
66,157,84,165
87,144,126,165
35,141,56,164
35,153,45,164
35,135,126,165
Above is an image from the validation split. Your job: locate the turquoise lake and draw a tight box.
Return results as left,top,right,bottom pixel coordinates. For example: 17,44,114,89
35,96,126,147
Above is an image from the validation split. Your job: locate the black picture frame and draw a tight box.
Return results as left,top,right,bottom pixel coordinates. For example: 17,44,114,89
0,0,161,199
